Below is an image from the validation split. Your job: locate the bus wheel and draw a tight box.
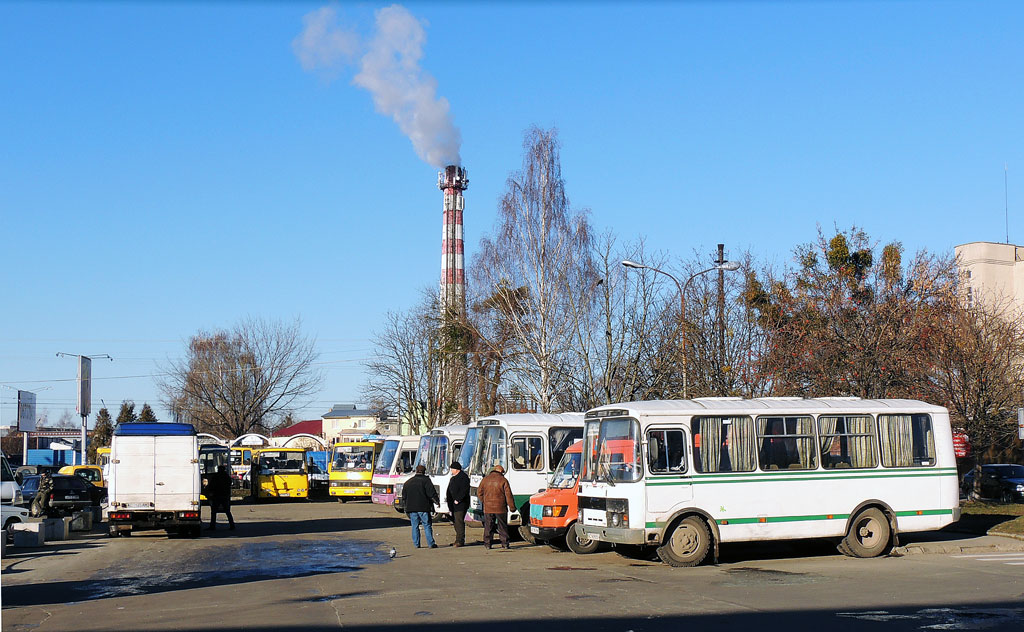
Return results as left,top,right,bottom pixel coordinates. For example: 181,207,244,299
566,524,599,555
657,516,711,567
843,508,891,558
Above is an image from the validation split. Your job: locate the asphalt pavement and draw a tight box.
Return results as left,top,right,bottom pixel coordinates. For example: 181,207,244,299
3,498,1023,632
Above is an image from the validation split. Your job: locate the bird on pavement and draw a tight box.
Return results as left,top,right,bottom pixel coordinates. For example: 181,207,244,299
389,547,397,559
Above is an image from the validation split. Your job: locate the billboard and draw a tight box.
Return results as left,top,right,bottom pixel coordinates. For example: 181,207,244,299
17,390,37,432
77,355,92,417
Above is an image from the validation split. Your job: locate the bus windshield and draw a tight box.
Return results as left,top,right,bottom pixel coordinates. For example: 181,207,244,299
259,451,306,474
428,436,450,475
456,427,478,472
331,446,374,471
548,449,581,489
374,440,400,475
582,418,642,483
413,436,432,469
199,448,230,475
471,426,507,475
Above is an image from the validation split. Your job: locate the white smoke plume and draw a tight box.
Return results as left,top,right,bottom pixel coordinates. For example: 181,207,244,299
292,6,360,75
292,4,462,167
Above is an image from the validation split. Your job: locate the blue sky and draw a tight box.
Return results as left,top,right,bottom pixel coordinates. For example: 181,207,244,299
1,1,1021,429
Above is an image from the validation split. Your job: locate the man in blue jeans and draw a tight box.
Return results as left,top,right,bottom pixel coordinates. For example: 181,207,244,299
401,464,440,548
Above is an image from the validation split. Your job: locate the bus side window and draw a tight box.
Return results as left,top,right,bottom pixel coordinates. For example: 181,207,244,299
879,414,935,467
512,437,543,471
648,430,686,474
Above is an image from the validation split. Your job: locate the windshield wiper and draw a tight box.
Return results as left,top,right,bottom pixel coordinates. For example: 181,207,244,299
598,460,616,487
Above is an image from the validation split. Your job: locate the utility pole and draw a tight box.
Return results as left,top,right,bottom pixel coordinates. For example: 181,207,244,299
715,244,727,394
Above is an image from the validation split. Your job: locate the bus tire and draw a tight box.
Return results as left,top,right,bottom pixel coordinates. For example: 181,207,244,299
657,516,711,567
566,524,599,555
843,507,891,558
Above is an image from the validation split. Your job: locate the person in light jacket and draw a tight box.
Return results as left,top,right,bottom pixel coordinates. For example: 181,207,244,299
476,465,516,550
445,460,470,547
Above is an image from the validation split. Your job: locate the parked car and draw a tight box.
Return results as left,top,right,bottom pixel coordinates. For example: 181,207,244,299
58,464,106,489
962,464,1024,502
20,474,99,515
3,503,30,531
15,465,38,485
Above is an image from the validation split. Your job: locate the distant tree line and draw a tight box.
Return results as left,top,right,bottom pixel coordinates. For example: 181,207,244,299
361,126,1024,459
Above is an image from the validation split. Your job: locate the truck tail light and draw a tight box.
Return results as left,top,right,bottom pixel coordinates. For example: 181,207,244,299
110,512,132,520
178,511,200,520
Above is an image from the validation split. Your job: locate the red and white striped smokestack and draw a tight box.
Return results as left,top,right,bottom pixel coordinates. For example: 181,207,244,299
438,165,468,316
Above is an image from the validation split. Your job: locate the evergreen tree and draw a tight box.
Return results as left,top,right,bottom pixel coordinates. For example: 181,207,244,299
116,401,137,425
88,408,114,464
138,403,158,422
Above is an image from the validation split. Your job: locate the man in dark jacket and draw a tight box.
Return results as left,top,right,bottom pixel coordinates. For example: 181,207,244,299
401,464,439,548
476,465,517,550
206,465,235,530
445,460,470,547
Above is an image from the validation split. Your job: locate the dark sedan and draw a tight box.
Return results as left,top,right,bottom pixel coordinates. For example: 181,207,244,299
962,464,1024,503
20,475,99,515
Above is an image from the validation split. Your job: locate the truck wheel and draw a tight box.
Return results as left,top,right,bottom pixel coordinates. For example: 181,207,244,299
187,525,201,538
517,525,537,545
108,525,121,538
657,516,711,567
566,524,599,555
842,507,891,558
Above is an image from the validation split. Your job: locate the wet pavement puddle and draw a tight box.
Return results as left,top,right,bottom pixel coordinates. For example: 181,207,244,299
715,567,821,587
2,537,387,606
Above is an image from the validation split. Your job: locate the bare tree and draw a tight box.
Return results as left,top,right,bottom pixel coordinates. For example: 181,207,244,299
925,298,1024,457
472,127,594,412
362,290,458,432
556,234,676,409
161,318,322,438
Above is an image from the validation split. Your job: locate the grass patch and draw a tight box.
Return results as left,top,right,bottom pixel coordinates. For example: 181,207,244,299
957,500,1024,536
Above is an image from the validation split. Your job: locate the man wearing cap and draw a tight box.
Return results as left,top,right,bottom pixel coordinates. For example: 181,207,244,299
476,464,517,550
445,460,470,547
401,464,440,548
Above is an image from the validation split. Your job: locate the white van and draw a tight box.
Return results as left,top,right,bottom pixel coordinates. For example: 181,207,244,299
371,435,421,507
465,414,584,538
1,453,23,506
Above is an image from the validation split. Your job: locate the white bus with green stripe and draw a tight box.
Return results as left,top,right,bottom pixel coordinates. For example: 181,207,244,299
466,414,584,538
576,398,959,566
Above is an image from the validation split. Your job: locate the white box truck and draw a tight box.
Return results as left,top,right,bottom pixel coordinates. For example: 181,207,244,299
107,422,202,538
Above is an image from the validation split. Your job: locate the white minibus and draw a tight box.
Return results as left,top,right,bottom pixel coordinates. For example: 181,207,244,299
466,414,585,538
576,398,960,566
371,435,421,507
425,424,471,519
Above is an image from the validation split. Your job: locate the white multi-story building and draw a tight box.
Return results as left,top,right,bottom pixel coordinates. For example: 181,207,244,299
955,241,1024,314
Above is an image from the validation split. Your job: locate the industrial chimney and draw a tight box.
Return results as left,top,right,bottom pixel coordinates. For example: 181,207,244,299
438,165,468,318
438,164,469,415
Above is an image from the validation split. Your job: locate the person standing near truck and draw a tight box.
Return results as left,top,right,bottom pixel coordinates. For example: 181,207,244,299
401,464,439,548
477,465,516,550
445,460,470,547
205,465,235,531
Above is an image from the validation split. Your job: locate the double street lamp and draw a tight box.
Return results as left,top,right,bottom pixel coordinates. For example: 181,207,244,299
622,258,741,400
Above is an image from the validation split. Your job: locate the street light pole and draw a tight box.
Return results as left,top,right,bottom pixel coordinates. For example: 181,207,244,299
623,258,741,399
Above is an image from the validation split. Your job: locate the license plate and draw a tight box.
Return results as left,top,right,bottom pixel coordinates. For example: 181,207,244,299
65,494,80,499
530,526,539,534
280,492,290,497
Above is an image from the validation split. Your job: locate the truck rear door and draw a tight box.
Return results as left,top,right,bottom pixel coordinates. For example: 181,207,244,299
115,436,157,509
155,436,199,511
